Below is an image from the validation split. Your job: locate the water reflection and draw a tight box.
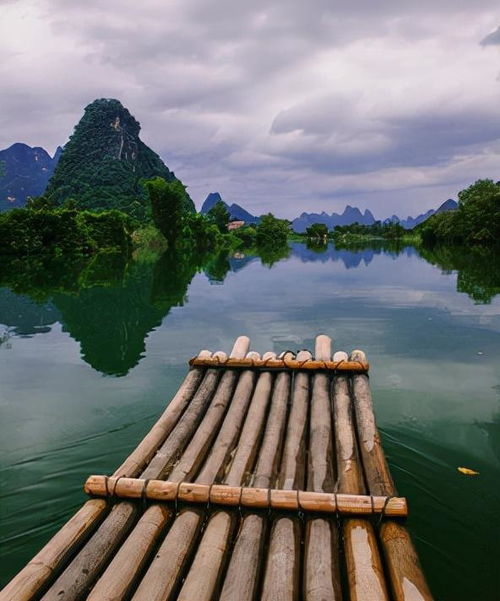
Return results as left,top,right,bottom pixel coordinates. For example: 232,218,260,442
1,242,499,600
0,242,499,377
293,240,418,267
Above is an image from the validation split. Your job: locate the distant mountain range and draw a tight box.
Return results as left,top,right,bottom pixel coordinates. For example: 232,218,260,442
0,143,62,211
202,193,458,231
384,198,458,229
200,192,260,224
0,104,457,228
292,206,376,232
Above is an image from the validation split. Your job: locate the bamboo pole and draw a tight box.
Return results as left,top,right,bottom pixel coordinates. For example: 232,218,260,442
344,518,390,601
114,349,212,477
304,335,342,601
379,521,433,601
223,353,276,487
84,476,407,516
165,360,246,483
220,354,293,601
253,368,292,488
218,513,266,601
189,356,369,372
176,510,237,601
86,506,171,601
0,499,107,601
350,350,434,600
260,350,310,601
86,337,251,601
278,350,311,490
141,353,227,480
162,353,259,601
177,352,289,601
350,350,395,496
335,349,389,601
333,351,364,496
0,350,212,601
130,343,255,601
195,351,260,484
38,357,223,601
130,507,204,601
262,517,301,601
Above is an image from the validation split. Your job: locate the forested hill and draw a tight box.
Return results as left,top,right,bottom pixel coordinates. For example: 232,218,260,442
45,98,194,217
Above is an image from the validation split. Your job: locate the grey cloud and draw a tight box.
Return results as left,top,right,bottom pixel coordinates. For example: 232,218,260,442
269,98,500,175
1,0,499,219
481,26,500,46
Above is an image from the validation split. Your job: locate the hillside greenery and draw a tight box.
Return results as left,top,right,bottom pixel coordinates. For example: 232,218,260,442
44,99,194,219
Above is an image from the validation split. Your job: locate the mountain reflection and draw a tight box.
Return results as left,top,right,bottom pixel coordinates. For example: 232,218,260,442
292,241,418,267
0,241,498,376
0,251,200,375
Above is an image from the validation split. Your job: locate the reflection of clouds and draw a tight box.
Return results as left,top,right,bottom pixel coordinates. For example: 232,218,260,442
1,247,499,450
2,245,499,593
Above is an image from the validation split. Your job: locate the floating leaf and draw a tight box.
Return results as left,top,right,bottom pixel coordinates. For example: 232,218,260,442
457,467,479,476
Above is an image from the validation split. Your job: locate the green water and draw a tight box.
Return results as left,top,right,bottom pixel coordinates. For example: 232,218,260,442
0,243,499,599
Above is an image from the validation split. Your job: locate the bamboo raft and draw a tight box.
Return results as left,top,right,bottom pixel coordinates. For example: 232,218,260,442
1,335,433,601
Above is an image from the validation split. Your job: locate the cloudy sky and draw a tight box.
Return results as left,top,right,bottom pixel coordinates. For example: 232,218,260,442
0,0,499,218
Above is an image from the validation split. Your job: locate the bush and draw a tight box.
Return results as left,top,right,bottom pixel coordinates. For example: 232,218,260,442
256,213,290,247
0,206,133,256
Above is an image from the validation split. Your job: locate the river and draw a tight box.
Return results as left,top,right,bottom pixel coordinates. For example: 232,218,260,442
0,242,499,599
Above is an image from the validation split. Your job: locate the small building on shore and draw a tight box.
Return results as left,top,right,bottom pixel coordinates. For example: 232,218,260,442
227,220,245,231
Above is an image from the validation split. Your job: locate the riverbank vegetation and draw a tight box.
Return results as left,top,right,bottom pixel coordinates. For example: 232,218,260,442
417,179,500,246
0,202,134,256
0,176,292,264
331,220,417,245
1,177,497,295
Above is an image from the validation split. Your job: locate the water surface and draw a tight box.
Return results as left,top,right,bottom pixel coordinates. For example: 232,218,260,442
0,243,499,599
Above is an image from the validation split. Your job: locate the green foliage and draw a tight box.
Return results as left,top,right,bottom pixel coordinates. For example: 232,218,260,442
232,225,257,246
145,177,187,248
306,223,329,239
418,179,500,247
0,250,203,375
144,179,227,253
26,195,56,210
418,244,500,304
305,223,329,252
257,243,290,267
333,220,406,241
182,213,222,252
0,206,133,256
204,251,231,282
207,200,230,233
44,98,194,218
256,213,290,247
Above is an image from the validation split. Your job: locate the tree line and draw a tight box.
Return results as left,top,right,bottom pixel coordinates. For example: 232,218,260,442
0,176,292,259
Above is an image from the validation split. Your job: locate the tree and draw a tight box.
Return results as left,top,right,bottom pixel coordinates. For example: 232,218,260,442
256,213,290,247
306,223,328,240
418,179,500,247
207,200,230,233
457,179,500,244
144,177,187,248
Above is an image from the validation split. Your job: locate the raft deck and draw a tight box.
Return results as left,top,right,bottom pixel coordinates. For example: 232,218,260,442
1,335,433,601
